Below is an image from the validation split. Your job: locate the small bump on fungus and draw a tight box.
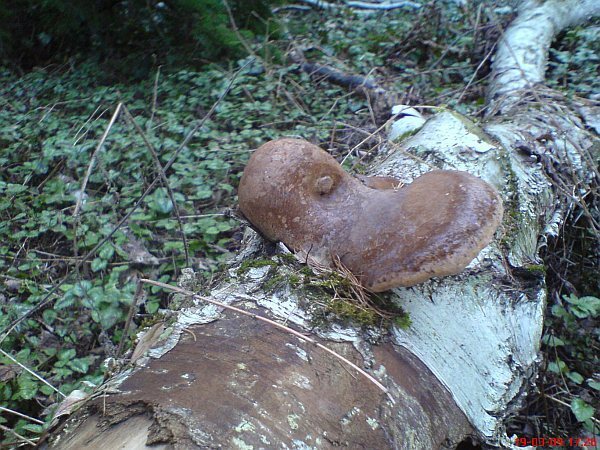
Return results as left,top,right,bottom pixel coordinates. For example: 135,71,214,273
238,138,504,292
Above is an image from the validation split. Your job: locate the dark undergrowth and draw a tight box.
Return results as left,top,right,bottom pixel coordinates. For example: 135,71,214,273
507,187,600,447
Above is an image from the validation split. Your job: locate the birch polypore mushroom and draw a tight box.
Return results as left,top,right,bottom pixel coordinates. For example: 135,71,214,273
238,138,503,292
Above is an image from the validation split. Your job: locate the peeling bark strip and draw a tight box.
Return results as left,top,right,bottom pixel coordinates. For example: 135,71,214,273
46,1,599,449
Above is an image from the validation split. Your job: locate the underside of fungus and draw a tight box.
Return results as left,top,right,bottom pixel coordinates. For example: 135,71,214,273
238,138,503,292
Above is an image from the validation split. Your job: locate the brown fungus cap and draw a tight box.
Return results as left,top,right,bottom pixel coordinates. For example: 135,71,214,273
238,138,503,292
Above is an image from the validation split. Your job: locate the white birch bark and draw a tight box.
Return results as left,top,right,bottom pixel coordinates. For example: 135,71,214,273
487,0,600,114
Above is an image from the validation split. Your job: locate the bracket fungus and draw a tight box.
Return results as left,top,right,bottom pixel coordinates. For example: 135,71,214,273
238,139,503,292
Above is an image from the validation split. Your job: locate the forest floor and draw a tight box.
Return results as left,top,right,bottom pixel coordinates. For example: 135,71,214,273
0,2,598,448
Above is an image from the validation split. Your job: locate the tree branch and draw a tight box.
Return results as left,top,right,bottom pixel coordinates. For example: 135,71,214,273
487,0,600,114
298,0,421,12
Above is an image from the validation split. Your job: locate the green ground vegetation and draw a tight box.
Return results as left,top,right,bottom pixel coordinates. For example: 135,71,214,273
0,1,598,446
0,60,374,442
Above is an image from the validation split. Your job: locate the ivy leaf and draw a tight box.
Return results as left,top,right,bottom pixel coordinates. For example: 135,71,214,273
563,294,600,318
68,357,90,374
22,423,44,433
164,241,184,252
59,283,74,292
566,371,584,384
73,280,92,297
216,221,233,232
43,309,57,324
574,296,600,317
146,300,160,314
205,226,219,235
551,304,568,319
99,245,115,260
542,334,565,346
40,384,55,396
6,183,28,194
17,375,39,400
570,398,594,422
548,360,567,374
55,293,75,310
195,188,214,200
147,188,173,215
91,257,107,272
58,349,76,361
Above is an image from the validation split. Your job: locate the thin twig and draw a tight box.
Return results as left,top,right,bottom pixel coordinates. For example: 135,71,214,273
73,103,123,218
427,24,495,72
116,279,144,357
0,348,65,398
545,394,600,426
122,105,190,266
298,0,421,11
72,102,123,276
222,0,258,58
176,213,227,219
472,3,483,49
140,278,392,401
0,424,38,447
0,406,45,425
340,113,398,165
330,255,395,319
73,104,105,146
456,42,496,104
150,65,161,127
345,0,421,9
272,4,311,13
0,64,247,342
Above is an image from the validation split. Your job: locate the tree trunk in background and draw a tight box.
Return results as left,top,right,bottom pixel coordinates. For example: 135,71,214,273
45,1,599,449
